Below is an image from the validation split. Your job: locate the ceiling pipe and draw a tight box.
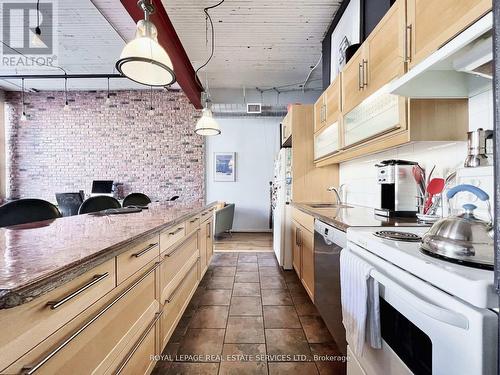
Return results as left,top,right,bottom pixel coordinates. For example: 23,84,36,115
120,0,203,109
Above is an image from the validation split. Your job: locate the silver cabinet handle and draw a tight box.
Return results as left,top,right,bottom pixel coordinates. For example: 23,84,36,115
363,59,368,87
114,311,163,375
358,63,363,90
189,218,198,223
168,227,184,236
132,243,158,258
164,232,195,258
405,24,412,63
23,263,159,374
207,222,211,239
46,273,110,310
165,261,197,303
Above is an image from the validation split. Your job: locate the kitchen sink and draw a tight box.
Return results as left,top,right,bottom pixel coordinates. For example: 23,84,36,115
309,203,353,209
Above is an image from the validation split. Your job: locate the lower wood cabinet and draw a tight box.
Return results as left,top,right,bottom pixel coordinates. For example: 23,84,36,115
291,215,315,302
0,207,216,375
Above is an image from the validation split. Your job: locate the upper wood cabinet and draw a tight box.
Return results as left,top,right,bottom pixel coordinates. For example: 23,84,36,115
342,0,405,114
406,0,492,68
314,76,341,134
281,112,292,145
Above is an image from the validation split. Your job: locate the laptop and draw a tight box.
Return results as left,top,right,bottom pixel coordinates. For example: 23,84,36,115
90,180,114,197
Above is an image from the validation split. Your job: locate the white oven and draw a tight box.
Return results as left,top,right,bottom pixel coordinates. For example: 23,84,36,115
346,242,498,375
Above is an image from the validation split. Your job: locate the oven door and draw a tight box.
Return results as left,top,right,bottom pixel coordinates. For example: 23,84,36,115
346,243,497,375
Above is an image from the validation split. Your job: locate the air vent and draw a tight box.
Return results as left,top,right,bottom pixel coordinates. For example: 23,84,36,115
247,103,262,114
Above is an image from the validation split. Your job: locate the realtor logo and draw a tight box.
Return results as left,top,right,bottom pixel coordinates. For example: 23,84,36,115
1,0,58,67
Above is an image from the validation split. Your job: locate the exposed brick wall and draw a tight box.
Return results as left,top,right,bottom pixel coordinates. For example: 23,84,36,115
5,90,204,205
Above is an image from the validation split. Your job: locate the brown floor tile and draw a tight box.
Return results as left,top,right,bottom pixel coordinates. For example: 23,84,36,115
233,282,261,297
207,276,234,290
265,329,312,360
169,316,193,343
152,343,179,374
198,289,232,306
259,267,283,277
289,287,309,302
293,295,320,316
229,296,263,316
166,362,219,374
260,276,287,290
283,271,299,282
268,362,319,375
257,252,276,258
258,258,278,266
310,343,347,375
225,316,265,343
190,306,229,329
261,289,293,306
222,343,267,358
212,258,238,267
177,329,225,359
300,316,333,343
219,361,268,375
286,281,305,293
238,254,258,263
212,266,237,277
235,272,260,283
263,306,301,328
237,263,259,272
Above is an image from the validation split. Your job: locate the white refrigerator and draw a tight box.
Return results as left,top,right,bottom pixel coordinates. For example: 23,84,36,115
272,148,293,269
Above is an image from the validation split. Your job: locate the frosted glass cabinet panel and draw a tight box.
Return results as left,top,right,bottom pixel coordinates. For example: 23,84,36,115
314,122,340,160
343,84,400,147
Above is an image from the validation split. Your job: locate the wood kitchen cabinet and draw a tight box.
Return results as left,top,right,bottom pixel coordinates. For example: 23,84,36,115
291,208,315,302
315,76,342,134
406,0,492,68
281,111,292,146
289,104,339,203
342,0,405,114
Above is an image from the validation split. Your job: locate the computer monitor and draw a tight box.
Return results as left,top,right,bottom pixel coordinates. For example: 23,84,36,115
91,180,114,194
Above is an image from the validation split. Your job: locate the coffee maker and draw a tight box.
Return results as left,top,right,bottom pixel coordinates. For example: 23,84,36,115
375,160,418,218
464,128,493,168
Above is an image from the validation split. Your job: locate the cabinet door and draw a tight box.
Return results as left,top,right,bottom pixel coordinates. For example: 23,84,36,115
206,220,214,264
407,0,491,68
325,77,341,126
292,222,301,277
300,228,314,302
341,47,366,114
199,221,207,277
364,0,406,96
314,94,325,133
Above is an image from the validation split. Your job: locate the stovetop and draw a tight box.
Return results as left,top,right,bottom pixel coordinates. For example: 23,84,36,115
346,226,497,309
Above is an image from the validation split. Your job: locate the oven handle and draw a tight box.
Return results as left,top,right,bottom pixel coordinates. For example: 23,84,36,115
370,269,469,330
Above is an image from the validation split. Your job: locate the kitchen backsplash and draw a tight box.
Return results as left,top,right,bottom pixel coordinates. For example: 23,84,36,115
340,89,494,210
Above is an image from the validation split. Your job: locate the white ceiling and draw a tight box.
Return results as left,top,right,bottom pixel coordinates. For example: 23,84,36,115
0,0,340,94
162,0,341,90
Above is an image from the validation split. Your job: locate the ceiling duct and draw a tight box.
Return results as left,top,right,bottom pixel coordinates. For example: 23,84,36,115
211,103,287,118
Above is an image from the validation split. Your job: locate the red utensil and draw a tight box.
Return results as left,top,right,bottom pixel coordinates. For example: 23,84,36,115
424,178,445,214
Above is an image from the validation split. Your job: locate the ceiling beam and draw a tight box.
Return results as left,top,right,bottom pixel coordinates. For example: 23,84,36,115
120,0,203,109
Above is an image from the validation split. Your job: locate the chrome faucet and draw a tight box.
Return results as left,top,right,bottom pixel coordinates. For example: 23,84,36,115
327,184,345,204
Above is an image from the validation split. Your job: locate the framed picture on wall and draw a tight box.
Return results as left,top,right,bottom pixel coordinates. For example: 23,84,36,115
214,152,236,182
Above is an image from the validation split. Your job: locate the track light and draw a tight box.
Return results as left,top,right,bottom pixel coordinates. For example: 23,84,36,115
20,78,27,121
105,77,111,105
31,0,45,48
116,0,175,87
64,77,70,111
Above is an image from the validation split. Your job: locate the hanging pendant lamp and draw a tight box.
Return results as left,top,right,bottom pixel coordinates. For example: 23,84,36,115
116,0,175,87
195,103,221,136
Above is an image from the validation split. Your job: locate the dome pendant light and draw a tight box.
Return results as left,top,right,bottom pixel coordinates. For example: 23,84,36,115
195,98,221,136
116,0,175,87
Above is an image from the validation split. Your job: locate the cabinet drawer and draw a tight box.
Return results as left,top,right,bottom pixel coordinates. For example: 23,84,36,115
113,312,160,375
185,215,200,235
7,263,159,375
160,258,199,349
116,235,160,284
160,223,186,253
292,208,314,233
200,210,212,223
0,259,116,371
159,233,198,304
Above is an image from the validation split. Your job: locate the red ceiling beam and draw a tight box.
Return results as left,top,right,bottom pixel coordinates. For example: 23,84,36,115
120,0,203,109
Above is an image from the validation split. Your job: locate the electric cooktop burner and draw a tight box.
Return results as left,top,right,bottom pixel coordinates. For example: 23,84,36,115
373,230,422,242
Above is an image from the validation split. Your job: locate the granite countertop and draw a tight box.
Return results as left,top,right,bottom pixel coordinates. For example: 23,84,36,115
0,202,216,309
292,202,429,232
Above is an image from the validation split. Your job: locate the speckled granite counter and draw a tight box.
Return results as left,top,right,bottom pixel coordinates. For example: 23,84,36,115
292,202,428,232
0,202,216,309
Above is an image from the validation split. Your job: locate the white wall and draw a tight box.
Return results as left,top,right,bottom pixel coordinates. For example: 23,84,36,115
206,117,280,231
340,89,493,208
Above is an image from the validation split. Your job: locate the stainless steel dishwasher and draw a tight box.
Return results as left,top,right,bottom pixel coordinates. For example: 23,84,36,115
314,219,347,355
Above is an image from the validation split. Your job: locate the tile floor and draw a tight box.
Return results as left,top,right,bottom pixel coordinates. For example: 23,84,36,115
152,252,347,375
